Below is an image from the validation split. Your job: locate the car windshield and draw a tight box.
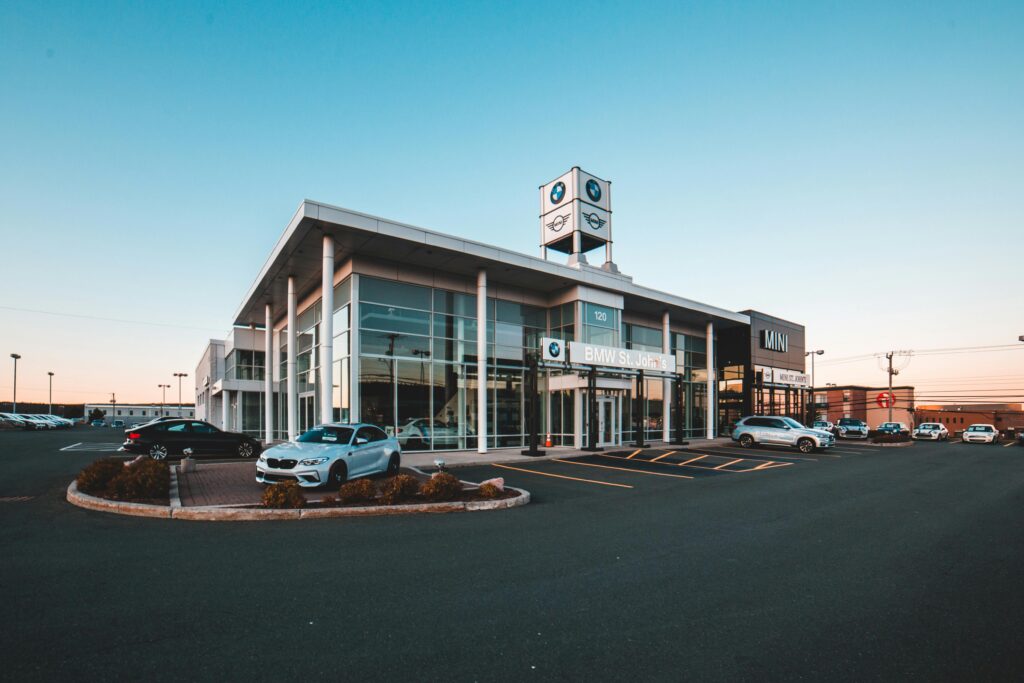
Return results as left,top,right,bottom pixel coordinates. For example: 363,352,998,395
967,426,991,432
919,424,937,430
838,419,863,426
781,418,804,429
296,426,354,443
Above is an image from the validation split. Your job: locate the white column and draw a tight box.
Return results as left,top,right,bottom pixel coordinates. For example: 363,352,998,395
287,276,298,441
662,310,671,443
264,304,273,443
706,320,715,439
320,234,335,425
349,274,360,422
476,268,488,454
221,390,229,431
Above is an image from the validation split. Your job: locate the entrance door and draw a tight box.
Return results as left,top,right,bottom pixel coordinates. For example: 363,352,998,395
299,394,316,434
597,397,616,447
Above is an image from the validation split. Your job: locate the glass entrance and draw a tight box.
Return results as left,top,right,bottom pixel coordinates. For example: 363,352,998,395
299,394,316,434
597,396,617,447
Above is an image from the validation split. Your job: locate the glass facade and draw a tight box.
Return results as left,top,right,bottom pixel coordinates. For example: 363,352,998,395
225,349,265,381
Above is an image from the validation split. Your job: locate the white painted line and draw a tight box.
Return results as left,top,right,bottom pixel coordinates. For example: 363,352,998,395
1003,441,1017,448
59,442,82,451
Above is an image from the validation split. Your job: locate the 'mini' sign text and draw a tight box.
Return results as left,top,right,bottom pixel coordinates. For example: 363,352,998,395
760,329,789,353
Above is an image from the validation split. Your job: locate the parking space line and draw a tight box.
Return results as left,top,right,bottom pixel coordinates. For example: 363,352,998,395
59,442,82,451
1003,441,1017,448
949,439,962,444
556,459,693,479
595,452,790,474
690,447,818,462
676,454,708,466
492,463,633,489
626,449,643,459
651,451,676,462
714,458,743,470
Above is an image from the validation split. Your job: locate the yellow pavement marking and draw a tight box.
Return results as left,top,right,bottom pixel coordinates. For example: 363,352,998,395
714,458,744,470
492,463,633,489
556,458,693,479
753,461,792,470
594,452,789,474
692,447,818,462
676,454,709,466
949,439,962,444
651,450,676,462
626,449,643,459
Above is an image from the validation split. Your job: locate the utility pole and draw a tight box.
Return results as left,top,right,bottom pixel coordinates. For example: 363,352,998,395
158,384,170,416
47,372,54,415
885,352,898,423
805,349,824,423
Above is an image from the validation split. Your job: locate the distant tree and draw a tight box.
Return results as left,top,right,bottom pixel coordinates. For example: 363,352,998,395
88,408,106,422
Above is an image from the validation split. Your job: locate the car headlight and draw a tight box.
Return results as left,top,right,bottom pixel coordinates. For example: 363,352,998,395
258,455,266,463
300,457,329,466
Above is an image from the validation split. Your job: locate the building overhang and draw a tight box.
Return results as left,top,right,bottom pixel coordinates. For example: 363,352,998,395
233,200,750,332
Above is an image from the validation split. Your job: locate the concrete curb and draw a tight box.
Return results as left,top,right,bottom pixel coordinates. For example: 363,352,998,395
66,480,530,521
871,441,914,448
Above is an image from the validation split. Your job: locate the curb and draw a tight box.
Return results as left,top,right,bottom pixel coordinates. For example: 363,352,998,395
66,481,530,521
871,441,914,448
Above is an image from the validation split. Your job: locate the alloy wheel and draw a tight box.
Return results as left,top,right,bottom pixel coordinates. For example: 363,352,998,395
149,444,168,460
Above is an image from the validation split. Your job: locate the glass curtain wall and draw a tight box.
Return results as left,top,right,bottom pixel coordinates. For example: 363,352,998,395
672,332,711,439
357,276,544,451
332,279,352,423
225,350,265,380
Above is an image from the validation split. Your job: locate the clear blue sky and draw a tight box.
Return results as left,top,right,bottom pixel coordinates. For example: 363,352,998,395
1,1,1022,404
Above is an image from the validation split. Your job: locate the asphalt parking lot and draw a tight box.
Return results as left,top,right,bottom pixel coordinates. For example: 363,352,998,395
2,428,1023,681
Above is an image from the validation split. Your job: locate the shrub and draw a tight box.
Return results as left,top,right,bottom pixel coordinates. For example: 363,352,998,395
76,458,125,495
107,458,170,501
338,478,377,505
379,474,420,505
420,472,463,502
477,482,501,499
319,495,338,507
262,481,306,508
872,433,911,444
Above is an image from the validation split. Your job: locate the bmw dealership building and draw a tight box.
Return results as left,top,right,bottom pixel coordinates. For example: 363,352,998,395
196,168,811,452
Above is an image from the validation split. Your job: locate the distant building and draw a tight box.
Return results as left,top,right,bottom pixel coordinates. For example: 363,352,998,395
813,385,916,427
83,403,195,426
915,403,1024,434
194,328,268,438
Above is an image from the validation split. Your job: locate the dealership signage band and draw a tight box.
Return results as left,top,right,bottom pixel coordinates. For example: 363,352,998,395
542,338,676,373
538,167,612,255
755,365,810,388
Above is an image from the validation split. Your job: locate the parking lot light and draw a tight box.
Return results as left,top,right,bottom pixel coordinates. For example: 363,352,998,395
10,353,20,413
173,373,188,414
47,371,54,415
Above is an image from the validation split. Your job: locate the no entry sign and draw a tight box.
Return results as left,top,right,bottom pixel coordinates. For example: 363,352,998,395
877,391,895,408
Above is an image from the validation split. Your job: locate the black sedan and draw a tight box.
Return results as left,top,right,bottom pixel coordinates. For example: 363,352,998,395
122,419,261,460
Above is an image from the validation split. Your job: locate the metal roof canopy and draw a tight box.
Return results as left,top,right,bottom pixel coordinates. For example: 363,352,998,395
233,200,750,332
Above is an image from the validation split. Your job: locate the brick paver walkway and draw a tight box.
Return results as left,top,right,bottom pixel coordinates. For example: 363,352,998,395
177,462,270,507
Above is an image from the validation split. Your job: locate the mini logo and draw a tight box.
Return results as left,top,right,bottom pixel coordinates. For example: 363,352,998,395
548,341,561,358
582,212,606,230
585,179,602,202
550,181,566,204
545,213,570,232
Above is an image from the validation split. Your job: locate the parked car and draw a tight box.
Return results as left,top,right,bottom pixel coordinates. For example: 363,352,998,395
835,418,869,439
395,418,468,449
257,423,401,488
22,415,56,429
876,422,910,436
122,419,262,460
962,424,999,444
812,420,835,433
0,413,34,429
37,415,71,429
111,420,125,429
731,416,835,454
912,423,948,441
90,419,106,427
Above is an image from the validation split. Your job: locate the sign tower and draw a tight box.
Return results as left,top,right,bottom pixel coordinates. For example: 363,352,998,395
539,167,616,271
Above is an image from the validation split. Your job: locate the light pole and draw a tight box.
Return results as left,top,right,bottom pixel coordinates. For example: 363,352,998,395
173,373,187,415
47,372,54,415
110,393,116,426
805,349,824,423
158,384,170,416
10,354,20,412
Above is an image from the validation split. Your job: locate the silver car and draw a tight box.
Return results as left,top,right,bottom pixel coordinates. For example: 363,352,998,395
732,416,835,454
257,423,402,488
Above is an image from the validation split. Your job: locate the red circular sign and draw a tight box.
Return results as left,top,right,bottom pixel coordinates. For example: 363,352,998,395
877,391,895,408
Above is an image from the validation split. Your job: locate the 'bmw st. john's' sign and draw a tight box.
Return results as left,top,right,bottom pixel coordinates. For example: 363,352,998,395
760,329,789,353
541,338,676,372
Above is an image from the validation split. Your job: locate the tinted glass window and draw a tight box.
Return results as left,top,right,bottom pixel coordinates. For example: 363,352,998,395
355,427,376,443
769,419,788,429
191,422,218,433
167,423,188,433
745,418,768,427
368,426,388,442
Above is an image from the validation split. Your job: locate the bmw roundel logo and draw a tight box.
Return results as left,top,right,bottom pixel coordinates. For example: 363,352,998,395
585,179,602,202
548,341,561,358
550,182,566,205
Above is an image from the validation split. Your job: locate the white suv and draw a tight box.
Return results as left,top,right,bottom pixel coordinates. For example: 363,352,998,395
962,424,999,444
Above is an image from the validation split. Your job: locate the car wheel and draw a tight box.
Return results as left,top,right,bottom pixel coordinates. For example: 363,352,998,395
149,443,169,460
237,441,256,458
328,461,347,487
386,453,400,476
797,438,816,454
739,434,755,448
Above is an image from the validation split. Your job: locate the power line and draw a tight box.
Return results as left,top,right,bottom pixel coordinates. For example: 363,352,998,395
0,305,222,333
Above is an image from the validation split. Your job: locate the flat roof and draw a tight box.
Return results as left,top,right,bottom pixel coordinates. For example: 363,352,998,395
233,200,751,330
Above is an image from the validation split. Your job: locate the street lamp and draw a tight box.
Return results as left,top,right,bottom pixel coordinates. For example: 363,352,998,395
158,384,171,416
173,373,188,415
10,354,20,412
47,372,54,415
805,349,825,422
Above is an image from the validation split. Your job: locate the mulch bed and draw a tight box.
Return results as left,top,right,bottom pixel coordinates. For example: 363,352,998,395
303,487,521,509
